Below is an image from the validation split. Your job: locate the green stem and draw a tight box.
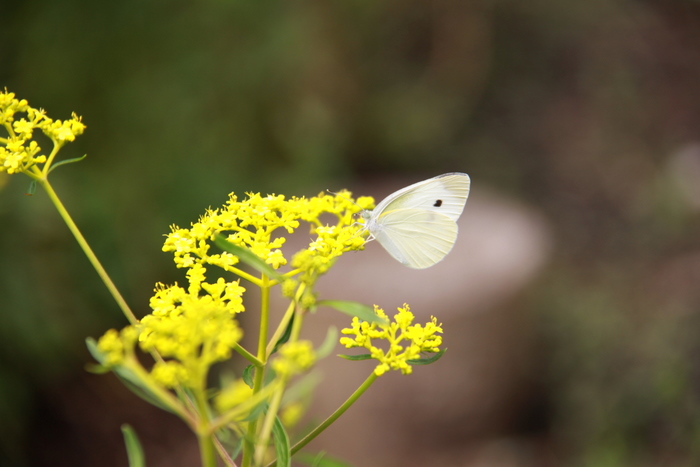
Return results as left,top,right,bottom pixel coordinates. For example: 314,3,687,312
258,274,271,363
37,178,137,324
242,274,272,467
256,292,308,462
213,436,237,467
197,431,217,467
234,342,263,367
228,266,263,288
254,376,286,465
266,372,379,467
192,368,217,467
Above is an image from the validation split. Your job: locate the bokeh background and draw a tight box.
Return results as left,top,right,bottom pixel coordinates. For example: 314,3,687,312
3,1,700,466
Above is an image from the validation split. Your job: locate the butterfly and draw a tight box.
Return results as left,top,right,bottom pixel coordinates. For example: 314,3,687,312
360,173,471,269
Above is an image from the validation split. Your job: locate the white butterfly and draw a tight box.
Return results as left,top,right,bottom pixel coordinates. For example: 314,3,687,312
360,173,471,269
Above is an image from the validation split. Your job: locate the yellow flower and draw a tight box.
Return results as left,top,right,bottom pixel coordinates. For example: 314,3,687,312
340,304,443,376
96,326,138,366
0,90,85,175
151,360,189,388
215,378,255,412
280,402,305,427
271,340,316,378
138,280,245,388
162,190,369,285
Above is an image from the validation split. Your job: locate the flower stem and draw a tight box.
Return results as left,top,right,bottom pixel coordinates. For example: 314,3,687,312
234,342,263,367
254,375,286,465
266,372,379,467
242,274,272,467
37,178,137,324
194,387,217,467
198,431,217,467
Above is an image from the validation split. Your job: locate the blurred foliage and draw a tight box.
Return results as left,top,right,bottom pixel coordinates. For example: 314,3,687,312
3,0,700,466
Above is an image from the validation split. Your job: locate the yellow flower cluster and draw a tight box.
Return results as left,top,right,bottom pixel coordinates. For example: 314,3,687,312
215,378,255,412
340,304,443,376
97,278,245,389
0,90,85,175
141,279,245,388
271,340,317,378
163,191,373,284
96,190,375,392
96,327,139,366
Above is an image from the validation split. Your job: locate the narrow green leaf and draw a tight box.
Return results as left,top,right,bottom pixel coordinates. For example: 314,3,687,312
272,417,291,467
85,337,105,363
214,234,285,281
337,353,373,361
121,424,146,467
317,300,387,325
281,371,322,407
118,376,174,413
228,435,244,460
271,312,295,355
48,154,87,173
85,338,173,412
25,180,36,196
316,327,338,359
242,401,269,422
407,348,447,365
242,365,256,388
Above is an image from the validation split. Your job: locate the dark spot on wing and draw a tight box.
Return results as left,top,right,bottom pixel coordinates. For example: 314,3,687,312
433,199,443,207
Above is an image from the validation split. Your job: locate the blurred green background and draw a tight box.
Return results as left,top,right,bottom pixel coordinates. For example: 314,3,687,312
3,1,700,466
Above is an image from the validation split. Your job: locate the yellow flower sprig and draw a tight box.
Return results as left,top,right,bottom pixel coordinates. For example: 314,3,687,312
0,89,85,177
340,304,444,375
163,191,373,289
0,90,135,324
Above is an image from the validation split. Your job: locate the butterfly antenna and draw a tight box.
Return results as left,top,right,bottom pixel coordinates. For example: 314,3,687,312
326,189,361,207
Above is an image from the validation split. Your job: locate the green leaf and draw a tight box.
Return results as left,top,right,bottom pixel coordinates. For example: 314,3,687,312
228,435,244,460
85,337,112,374
242,365,256,388
337,353,373,361
85,337,104,361
85,338,173,413
407,348,447,365
118,376,174,413
271,312,295,355
242,401,268,422
25,180,36,196
213,234,285,281
317,300,387,325
316,327,338,359
121,424,146,467
281,371,322,407
47,154,87,174
272,417,291,467
296,452,353,467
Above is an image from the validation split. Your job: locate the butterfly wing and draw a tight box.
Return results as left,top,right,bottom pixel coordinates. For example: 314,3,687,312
372,208,458,269
372,172,470,222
